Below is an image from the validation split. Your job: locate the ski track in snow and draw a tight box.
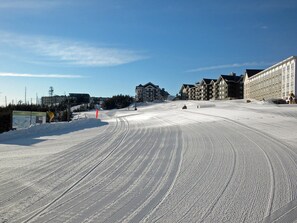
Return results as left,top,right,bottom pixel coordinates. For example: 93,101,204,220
1,101,297,223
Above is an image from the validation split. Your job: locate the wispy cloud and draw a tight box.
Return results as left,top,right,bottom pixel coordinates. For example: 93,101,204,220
0,0,67,9
0,72,84,78
186,62,274,73
0,31,147,67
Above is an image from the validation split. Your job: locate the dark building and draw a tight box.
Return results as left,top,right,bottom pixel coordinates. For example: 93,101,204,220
41,95,67,106
69,93,90,105
215,73,243,100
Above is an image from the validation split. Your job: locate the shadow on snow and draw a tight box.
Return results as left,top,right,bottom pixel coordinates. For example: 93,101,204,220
0,119,108,146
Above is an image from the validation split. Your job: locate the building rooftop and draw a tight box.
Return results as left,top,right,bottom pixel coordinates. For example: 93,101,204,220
220,74,242,83
202,78,217,84
182,84,195,88
245,69,264,78
136,82,159,88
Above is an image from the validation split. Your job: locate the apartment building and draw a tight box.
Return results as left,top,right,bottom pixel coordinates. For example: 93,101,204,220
189,86,196,100
136,82,169,102
214,73,243,100
210,80,217,99
179,84,195,100
244,56,297,100
243,69,263,99
194,82,201,100
200,78,217,100
179,74,243,101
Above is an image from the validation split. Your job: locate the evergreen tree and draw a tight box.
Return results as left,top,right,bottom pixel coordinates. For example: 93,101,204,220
102,95,133,110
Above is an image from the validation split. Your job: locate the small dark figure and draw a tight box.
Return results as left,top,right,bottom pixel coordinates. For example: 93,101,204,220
182,105,187,109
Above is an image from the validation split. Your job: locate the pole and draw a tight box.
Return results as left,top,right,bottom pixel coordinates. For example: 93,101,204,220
96,109,99,119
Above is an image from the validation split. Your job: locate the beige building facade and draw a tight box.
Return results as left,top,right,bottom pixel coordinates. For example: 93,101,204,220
136,82,169,102
244,56,297,100
179,84,195,100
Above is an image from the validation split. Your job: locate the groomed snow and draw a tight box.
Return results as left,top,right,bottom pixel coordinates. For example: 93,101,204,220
1,100,297,222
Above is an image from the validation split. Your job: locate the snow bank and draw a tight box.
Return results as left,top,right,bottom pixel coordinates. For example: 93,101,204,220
0,118,107,144
1,100,297,222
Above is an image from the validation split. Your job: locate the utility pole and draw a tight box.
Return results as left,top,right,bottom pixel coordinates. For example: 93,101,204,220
5,96,7,107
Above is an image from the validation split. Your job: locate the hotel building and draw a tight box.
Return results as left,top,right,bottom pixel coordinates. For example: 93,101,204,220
244,56,297,100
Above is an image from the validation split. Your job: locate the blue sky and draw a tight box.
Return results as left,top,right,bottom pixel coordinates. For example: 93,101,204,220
0,0,297,105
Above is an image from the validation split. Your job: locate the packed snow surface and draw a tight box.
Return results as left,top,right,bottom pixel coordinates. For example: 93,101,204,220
1,100,297,223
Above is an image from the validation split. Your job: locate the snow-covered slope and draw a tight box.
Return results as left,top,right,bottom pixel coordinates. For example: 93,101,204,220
1,100,297,222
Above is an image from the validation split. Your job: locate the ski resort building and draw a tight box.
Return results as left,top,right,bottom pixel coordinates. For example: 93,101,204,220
41,95,67,106
188,86,196,100
243,69,264,100
192,79,217,101
200,78,217,100
69,93,90,104
213,73,243,100
179,74,243,101
244,56,297,100
179,84,195,100
135,82,169,102
194,83,201,100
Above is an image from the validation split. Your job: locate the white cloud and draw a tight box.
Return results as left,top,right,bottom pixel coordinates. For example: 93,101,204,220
0,72,84,78
0,31,146,67
0,0,64,9
186,62,274,73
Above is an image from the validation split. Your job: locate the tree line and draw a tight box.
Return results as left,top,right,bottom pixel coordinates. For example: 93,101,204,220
102,95,134,110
